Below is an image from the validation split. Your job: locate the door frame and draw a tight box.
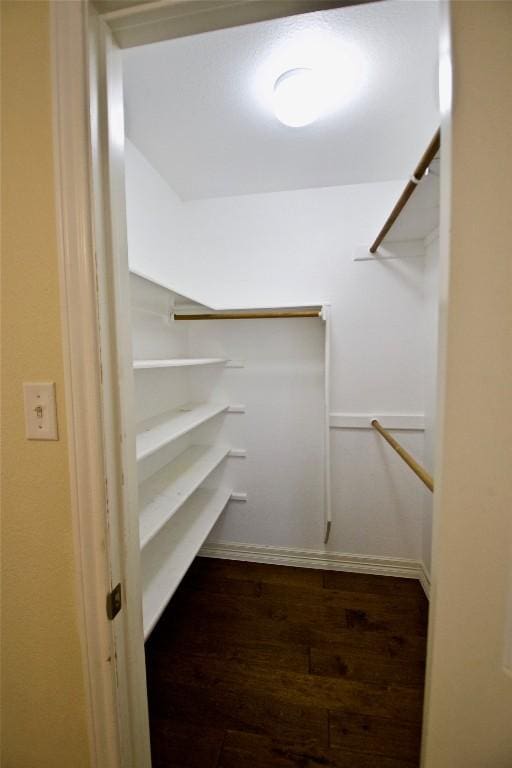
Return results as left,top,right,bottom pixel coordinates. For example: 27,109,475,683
51,2,453,766
52,3,127,766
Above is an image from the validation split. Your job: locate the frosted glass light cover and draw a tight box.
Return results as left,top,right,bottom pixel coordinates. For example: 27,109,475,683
273,68,321,128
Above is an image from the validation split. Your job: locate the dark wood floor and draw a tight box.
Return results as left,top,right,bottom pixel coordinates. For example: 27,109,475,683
145,557,428,768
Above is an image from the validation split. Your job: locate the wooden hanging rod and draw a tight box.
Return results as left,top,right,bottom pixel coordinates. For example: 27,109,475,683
369,128,441,254
371,419,434,492
174,309,322,320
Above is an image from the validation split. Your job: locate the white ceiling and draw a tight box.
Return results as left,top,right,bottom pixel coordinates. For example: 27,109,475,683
122,1,440,201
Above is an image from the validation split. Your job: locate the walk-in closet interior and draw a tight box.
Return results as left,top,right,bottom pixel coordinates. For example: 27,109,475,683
117,1,441,764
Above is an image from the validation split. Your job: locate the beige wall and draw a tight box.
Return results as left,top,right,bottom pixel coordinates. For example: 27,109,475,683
422,2,512,765
1,2,91,766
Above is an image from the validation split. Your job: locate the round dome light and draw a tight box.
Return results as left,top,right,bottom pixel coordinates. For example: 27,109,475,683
273,68,321,128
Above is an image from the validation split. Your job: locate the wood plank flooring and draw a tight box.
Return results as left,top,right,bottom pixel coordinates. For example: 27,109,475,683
145,557,428,768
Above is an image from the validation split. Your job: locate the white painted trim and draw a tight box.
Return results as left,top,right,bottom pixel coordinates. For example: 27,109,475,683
51,4,121,766
89,12,151,768
330,413,425,430
323,305,332,542
200,541,425,581
419,563,431,600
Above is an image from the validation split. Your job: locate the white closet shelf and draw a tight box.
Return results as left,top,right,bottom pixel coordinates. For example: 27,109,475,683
133,358,227,369
139,443,230,549
368,129,440,254
136,402,229,462
130,269,324,317
129,268,213,310
142,486,232,639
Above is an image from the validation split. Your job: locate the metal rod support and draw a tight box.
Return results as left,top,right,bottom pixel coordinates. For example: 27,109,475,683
174,310,321,320
371,419,434,492
369,128,441,254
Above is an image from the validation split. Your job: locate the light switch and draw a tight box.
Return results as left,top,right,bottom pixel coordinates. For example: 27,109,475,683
23,382,59,440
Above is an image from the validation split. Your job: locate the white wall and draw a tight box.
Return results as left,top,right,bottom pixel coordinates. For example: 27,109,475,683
125,140,432,565
188,317,326,549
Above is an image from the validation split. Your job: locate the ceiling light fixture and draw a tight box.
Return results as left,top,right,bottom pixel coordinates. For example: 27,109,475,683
273,68,321,128
254,31,368,127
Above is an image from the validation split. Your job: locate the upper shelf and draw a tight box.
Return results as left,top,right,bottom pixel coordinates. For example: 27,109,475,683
130,267,214,310
377,159,439,244
133,358,227,369
369,128,440,253
130,269,324,319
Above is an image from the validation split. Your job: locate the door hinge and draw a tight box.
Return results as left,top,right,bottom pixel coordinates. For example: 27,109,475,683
106,583,122,620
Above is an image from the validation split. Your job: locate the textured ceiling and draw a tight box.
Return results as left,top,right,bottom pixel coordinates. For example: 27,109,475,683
122,1,440,200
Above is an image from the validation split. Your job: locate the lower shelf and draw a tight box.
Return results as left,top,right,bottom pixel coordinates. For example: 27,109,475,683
139,443,230,549
142,486,232,640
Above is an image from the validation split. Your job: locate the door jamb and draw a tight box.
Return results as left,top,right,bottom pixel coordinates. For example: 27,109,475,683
52,2,451,766
51,3,125,766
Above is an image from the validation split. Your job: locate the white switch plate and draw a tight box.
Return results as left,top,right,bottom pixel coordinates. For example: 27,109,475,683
23,382,59,440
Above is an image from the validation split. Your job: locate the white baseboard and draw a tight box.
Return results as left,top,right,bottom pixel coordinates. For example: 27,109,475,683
419,562,431,599
199,540,430,598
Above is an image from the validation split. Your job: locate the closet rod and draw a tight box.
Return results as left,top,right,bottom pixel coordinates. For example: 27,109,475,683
371,419,434,492
174,310,321,320
369,128,441,254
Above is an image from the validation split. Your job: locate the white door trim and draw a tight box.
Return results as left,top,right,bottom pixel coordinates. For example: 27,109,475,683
89,9,152,767
53,2,439,767
53,2,154,766
51,3,123,766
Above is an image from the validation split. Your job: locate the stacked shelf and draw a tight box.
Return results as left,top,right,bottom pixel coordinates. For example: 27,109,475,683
131,271,237,640
139,443,231,549
131,268,328,638
142,486,232,638
136,402,229,462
